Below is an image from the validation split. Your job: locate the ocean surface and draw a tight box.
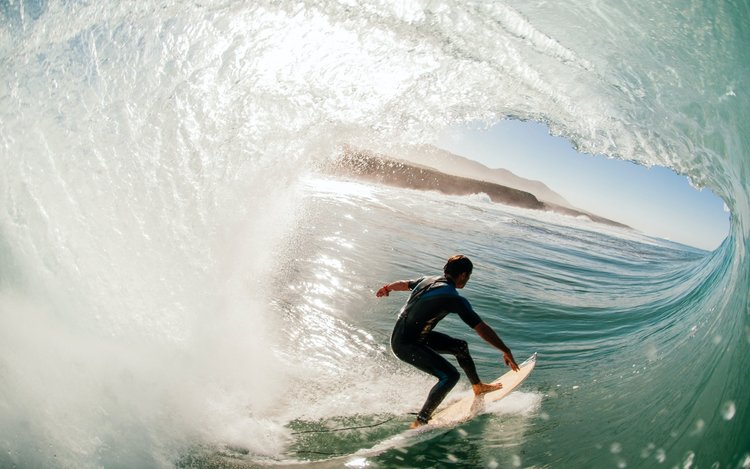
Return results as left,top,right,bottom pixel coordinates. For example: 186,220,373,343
1,1,748,468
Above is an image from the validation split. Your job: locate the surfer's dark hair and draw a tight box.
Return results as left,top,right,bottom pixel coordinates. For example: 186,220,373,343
444,255,473,277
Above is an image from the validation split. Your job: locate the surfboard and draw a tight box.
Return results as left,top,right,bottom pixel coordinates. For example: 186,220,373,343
353,352,538,460
428,352,537,427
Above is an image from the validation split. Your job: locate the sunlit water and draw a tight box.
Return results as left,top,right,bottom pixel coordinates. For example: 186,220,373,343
1,1,748,468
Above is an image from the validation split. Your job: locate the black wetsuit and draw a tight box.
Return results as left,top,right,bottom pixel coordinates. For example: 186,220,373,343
390,275,484,424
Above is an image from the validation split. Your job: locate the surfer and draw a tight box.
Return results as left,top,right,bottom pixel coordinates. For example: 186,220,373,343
376,255,520,429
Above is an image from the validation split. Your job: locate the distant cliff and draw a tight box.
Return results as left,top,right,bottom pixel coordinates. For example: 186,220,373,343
400,144,576,209
328,149,545,210
325,148,631,230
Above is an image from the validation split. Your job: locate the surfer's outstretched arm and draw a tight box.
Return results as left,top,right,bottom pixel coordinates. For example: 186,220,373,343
376,280,410,297
473,321,520,371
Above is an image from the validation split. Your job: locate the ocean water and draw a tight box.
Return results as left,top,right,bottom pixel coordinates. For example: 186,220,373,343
1,1,748,468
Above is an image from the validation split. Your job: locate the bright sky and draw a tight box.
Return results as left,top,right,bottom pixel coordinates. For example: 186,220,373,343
435,120,730,251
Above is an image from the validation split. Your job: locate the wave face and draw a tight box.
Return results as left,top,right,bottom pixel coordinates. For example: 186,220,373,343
1,1,748,467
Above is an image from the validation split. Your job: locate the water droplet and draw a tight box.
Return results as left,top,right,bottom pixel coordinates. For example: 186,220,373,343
655,448,666,463
611,442,622,454
641,443,656,459
683,451,695,469
511,454,521,467
721,401,736,420
690,419,705,436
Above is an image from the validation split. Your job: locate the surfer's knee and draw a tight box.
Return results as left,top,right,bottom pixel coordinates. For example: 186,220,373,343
453,339,470,358
441,367,460,389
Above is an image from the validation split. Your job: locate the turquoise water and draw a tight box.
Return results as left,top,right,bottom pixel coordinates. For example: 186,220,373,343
1,1,748,468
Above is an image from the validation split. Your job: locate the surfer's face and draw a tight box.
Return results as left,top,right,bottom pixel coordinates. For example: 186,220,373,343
455,272,471,289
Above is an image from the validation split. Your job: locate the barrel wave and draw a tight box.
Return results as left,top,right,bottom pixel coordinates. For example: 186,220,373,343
1,1,748,468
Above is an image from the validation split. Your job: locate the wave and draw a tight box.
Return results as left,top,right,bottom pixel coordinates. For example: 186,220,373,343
1,0,748,467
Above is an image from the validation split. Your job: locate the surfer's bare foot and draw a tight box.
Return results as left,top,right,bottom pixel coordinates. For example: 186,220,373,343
472,382,502,395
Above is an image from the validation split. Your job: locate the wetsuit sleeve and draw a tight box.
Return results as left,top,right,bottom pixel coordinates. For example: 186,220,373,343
407,277,425,290
456,297,482,328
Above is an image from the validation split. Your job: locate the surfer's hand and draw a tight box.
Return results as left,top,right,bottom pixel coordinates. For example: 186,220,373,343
376,285,390,297
504,352,520,372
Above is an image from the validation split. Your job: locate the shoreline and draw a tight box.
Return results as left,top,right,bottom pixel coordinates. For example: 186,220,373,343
324,148,632,230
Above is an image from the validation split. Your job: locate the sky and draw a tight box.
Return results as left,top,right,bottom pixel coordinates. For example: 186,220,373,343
434,119,730,251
